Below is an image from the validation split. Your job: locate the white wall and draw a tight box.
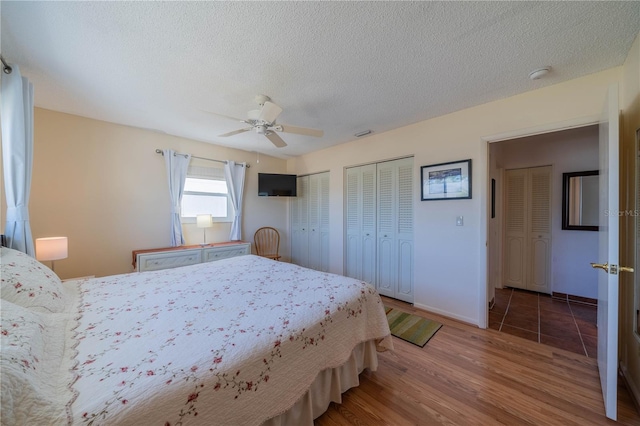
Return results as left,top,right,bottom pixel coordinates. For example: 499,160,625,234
491,125,599,299
288,67,622,326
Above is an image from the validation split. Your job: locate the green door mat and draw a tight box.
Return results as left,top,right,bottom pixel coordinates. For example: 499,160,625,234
385,306,442,347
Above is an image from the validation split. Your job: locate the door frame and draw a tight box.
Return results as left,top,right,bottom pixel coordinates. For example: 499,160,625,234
479,115,600,328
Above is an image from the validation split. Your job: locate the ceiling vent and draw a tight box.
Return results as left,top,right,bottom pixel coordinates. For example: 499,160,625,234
355,130,373,137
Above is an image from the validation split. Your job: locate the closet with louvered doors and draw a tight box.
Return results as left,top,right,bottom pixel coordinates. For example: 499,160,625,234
345,164,377,286
503,166,552,294
345,157,414,303
291,172,330,272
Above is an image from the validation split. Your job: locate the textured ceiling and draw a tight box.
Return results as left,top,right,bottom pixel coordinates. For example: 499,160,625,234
1,1,639,159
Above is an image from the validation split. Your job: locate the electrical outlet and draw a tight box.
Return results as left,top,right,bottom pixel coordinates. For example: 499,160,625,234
456,216,464,226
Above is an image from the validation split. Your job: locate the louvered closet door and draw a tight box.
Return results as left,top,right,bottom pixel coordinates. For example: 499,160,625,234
503,166,551,294
377,161,396,298
504,169,527,289
308,172,330,272
291,176,310,268
308,174,321,271
290,177,302,265
291,173,330,271
345,167,362,279
360,165,377,285
395,159,414,302
318,172,330,272
376,157,414,302
345,165,376,283
527,166,551,293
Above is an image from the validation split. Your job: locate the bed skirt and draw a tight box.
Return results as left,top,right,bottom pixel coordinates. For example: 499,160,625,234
263,339,379,426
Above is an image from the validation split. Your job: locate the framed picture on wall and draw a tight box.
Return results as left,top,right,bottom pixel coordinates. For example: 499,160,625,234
421,159,472,201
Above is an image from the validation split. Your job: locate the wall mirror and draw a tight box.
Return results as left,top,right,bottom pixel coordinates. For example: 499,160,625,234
562,170,599,231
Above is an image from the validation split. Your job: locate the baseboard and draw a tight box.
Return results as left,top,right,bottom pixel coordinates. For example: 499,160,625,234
620,364,640,415
552,292,597,306
413,302,479,327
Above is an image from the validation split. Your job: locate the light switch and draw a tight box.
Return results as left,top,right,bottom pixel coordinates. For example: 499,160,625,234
456,216,464,226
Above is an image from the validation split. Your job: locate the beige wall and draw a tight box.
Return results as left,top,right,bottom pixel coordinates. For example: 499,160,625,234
1,109,289,279
620,32,640,409
288,67,622,325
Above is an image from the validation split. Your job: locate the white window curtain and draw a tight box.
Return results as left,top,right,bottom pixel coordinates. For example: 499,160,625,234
1,64,35,256
163,149,191,246
224,161,247,241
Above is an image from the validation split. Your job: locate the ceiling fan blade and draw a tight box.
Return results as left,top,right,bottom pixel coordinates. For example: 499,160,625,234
259,101,283,124
277,124,324,138
265,132,287,148
219,128,251,137
203,110,247,123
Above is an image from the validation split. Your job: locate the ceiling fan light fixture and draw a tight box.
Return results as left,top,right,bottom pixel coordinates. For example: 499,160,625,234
529,67,551,80
247,109,261,121
210,95,324,147
255,94,271,106
259,101,283,124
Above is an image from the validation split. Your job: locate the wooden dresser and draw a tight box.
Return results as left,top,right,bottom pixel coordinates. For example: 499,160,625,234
132,241,251,272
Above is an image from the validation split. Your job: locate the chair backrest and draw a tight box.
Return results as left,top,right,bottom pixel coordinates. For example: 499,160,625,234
254,227,280,258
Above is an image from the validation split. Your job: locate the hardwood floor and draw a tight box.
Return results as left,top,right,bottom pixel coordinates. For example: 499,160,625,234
315,297,640,425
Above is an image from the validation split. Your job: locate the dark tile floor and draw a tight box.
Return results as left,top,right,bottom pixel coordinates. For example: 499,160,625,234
489,287,598,357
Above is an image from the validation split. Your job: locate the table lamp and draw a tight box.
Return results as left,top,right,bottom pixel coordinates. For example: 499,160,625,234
196,214,212,246
35,236,68,272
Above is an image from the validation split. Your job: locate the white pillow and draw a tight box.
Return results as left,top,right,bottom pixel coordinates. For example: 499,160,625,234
0,247,66,313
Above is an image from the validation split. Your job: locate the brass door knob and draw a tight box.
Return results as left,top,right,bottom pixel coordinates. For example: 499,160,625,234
591,262,609,272
620,266,635,273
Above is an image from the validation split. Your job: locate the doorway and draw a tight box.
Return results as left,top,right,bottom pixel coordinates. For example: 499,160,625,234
487,125,600,354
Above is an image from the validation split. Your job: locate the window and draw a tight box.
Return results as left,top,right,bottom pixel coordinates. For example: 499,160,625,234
181,166,233,222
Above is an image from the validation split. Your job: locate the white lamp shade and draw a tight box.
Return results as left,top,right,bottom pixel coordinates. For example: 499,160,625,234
196,214,213,228
35,237,68,261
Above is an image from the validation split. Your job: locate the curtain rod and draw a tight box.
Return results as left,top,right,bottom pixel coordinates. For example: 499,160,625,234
155,149,250,168
0,55,13,74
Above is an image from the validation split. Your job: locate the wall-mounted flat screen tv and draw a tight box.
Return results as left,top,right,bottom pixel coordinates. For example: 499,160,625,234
258,173,297,197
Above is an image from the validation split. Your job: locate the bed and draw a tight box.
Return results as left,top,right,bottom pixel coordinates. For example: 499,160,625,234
0,247,392,425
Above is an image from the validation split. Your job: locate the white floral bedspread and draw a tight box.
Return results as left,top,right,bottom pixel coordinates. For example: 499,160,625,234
67,255,391,425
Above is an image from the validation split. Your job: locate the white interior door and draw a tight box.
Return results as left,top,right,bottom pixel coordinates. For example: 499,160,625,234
594,84,620,420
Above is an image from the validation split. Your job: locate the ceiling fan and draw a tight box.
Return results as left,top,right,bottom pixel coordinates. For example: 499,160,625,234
214,95,323,148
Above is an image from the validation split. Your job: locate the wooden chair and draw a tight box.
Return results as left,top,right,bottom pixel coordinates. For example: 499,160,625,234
254,227,281,261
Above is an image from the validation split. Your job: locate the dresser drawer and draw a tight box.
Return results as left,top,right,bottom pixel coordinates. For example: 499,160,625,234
202,243,250,263
136,249,202,272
